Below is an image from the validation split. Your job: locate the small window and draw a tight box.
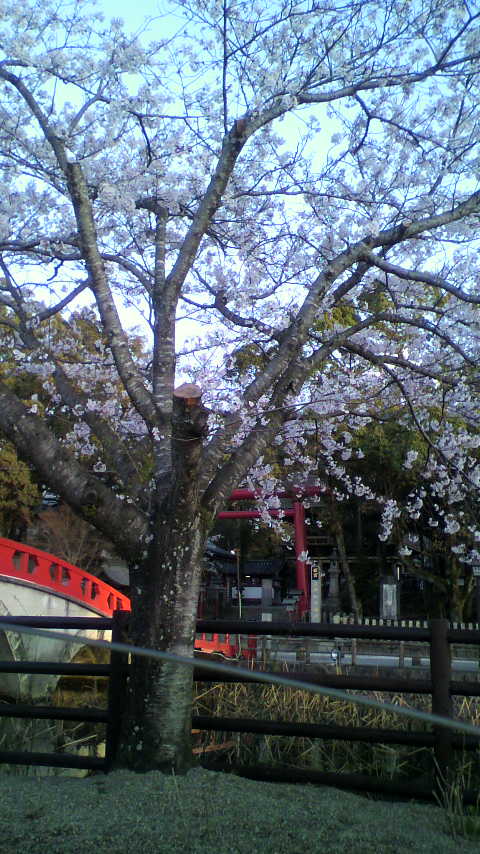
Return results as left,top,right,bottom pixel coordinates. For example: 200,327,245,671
12,550,23,571
27,555,38,574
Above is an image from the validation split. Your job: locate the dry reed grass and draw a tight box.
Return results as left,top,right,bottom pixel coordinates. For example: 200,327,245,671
192,675,480,782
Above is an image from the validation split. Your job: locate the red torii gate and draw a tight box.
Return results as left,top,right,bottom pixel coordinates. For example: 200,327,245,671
219,487,321,616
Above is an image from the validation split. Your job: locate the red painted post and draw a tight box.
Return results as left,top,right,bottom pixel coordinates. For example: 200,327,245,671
293,501,309,617
247,634,257,661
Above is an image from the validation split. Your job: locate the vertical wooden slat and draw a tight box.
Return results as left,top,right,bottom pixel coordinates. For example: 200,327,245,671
105,609,130,769
430,618,453,788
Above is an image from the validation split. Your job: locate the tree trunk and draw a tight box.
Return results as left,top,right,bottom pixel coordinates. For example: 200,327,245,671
331,515,362,621
115,385,211,772
447,558,472,623
116,505,208,772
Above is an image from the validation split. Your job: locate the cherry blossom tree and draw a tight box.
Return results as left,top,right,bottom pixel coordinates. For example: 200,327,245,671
0,0,479,770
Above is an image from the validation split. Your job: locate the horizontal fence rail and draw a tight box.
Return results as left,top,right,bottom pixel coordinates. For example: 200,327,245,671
190,713,480,750
0,615,113,629
0,614,479,801
193,666,480,696
196,618,480,642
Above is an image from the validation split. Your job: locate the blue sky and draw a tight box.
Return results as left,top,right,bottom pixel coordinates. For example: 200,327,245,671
97,0,165,32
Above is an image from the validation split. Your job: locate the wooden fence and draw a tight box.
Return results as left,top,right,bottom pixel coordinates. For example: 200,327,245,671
0,613,128,772
193,618,480,802
0,614,479,801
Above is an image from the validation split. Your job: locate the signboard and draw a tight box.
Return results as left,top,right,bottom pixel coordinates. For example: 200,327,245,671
381,581,399,620
310,562,322,622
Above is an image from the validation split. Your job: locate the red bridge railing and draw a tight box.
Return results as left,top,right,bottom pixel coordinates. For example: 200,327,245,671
0,537,130,617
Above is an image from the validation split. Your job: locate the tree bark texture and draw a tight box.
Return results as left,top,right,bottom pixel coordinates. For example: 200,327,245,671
117,510,207,772
329,502,362,620
116,391,211,772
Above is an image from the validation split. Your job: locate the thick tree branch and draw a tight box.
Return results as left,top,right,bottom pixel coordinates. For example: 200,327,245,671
0,382,147,559
151,206,176,486
65,161,156,426
297,48,480,106
37,280,90,321
194,270,275,336
341,341,455,386
200,185,480,486
362,251,480,304
0,68,69,171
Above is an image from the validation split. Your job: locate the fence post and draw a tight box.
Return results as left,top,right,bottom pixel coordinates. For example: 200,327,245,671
429,618,453,789
105,609,130,770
